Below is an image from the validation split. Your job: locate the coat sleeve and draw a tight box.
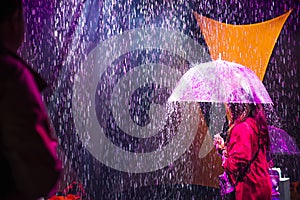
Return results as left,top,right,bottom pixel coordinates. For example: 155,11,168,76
0,64,61,199
223,122,253,182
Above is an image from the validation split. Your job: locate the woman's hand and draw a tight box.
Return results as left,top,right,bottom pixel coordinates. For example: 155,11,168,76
213,133,225,154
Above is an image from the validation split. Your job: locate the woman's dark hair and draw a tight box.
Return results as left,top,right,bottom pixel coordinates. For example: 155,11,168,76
0,0,22,22
227,103,270,150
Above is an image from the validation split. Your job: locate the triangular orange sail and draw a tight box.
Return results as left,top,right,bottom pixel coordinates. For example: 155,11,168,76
194,10,292,80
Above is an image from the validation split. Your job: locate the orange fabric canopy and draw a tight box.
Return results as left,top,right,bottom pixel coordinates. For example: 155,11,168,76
194,10,292,80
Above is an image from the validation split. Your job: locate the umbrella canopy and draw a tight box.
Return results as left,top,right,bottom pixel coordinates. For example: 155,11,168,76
168,59,273,103
268,126,300,155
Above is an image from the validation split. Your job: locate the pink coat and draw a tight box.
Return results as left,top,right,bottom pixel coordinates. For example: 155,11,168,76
0,49,62,199
223,117,272,200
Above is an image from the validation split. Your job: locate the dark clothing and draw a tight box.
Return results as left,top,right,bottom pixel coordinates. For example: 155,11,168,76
223,117,272,200
0,49,61,199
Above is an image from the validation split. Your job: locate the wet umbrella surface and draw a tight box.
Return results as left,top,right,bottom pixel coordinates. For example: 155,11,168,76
168,59,273,104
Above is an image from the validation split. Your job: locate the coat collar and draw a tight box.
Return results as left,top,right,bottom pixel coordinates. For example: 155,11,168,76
0,47,48,91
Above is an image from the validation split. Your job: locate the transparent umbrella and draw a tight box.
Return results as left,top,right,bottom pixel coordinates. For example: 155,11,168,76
168,59,273,104
268,126,300,155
